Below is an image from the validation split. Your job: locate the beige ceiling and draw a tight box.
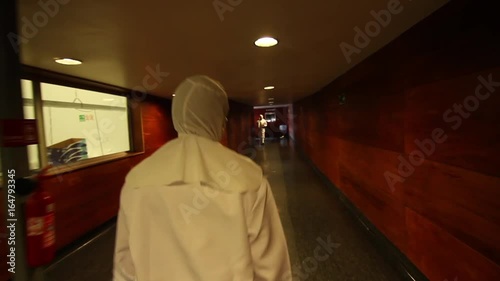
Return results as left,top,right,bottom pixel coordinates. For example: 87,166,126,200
17,0,449,106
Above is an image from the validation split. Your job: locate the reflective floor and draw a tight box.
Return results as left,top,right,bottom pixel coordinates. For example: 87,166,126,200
254,139,403,281
45,139,403,281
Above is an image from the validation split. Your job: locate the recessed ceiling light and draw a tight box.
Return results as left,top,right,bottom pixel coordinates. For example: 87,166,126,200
264,86,274,90
54,58,82,65
268,97,274,100
255,37,278,47
172,94,176,97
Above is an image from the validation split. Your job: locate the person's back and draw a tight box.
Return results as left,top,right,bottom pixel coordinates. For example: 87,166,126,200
113,75,292,281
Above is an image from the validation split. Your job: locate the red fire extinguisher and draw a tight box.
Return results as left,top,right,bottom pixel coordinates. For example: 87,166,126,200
25,165,56,267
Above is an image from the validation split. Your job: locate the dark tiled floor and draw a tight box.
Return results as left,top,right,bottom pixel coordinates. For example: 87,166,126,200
44,224,115,281
254,139,403,281
45,139,403,281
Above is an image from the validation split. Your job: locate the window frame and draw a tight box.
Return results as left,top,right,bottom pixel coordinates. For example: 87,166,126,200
21,66,145,176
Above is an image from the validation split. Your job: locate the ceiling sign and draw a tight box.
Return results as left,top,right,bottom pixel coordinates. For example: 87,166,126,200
0,119,38,147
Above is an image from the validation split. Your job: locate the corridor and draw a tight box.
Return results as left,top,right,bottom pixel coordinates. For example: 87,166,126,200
1,1,498,280
45,140,404,281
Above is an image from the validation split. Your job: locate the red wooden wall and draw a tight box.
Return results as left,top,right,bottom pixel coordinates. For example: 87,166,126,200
225,100,254,151
293,0,500,280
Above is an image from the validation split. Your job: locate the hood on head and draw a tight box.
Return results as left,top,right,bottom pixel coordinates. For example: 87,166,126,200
172,75,229,141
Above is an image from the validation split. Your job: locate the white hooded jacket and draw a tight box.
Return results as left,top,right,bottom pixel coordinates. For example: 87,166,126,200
113,75,292,281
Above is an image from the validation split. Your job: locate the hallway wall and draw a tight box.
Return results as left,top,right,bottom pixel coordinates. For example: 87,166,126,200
224,100,254,151
293,0,500,280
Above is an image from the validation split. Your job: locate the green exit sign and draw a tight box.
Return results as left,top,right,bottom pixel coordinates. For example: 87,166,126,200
79,115,85,122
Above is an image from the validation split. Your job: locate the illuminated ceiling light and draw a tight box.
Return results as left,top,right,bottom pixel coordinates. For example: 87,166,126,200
255,37,278,47
172,94,176,97
264,86,274,90
54,57,82,65
268,97,274,100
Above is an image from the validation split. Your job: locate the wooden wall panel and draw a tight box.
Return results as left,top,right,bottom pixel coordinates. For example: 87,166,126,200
336,139,408,251
405,67,500,177
406,208,500,281
293,0,500,279
328,87,405,153
227,100,253,152
403,159,500,264
141,100,177,153
338,164,408,252
45,157,132,249
337,138,404,200
322,136,340,185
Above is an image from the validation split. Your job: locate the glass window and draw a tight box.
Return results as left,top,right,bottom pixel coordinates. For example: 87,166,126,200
40,83,130,166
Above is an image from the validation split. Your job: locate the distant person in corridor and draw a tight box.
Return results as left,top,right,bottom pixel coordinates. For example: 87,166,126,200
113,75,292,281
257,114,267,145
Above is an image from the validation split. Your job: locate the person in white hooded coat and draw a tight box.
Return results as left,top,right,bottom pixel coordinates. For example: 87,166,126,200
113,75,292,281
257,114,267,145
